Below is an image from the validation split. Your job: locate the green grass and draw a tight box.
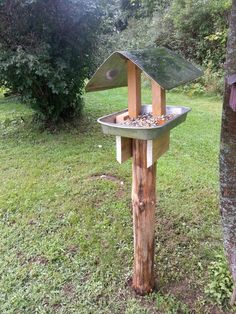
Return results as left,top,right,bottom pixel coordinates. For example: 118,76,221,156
0,88,231,313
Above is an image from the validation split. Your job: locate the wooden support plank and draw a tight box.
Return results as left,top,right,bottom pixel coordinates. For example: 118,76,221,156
115,112,132,163
127,60,141,118
116,136,132,163
115,112,129,124
151,80,166,116
132,139,156,295
147,132,170,168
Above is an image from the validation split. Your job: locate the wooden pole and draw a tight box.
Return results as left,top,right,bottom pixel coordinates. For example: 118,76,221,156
132,140,156,294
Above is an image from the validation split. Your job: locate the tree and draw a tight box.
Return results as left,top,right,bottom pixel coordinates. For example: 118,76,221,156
0,0,102,125
219,0,236,306
99,0,230,75
155,0,230,71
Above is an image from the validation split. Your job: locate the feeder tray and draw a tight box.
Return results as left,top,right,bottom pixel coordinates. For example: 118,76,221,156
98,105,190,140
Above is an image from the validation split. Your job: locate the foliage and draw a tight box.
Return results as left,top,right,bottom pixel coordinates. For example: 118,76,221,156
0,0,101,125
202,68,225,95
98,0,230,90
0,87,224,313
174,68,225,96
205,254,233,306
135,0,230,71
155,294,189,313
96,0,170,66
158,0,230,71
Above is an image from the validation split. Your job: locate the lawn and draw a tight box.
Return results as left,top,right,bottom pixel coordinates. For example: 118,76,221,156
0,88,230,313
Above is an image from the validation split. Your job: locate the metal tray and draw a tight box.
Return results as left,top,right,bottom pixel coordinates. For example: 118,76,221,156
97,105,191,140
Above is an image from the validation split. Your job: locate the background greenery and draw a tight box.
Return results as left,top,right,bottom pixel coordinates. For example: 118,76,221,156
98,0,230,95
0,88,233,313
0,0,102,125
0,0,229,124
0,0,232,312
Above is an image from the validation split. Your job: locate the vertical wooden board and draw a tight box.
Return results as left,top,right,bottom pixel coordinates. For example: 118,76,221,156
147,132,170,168
116,136,132,163
115,112,129,124
151,80,166,116
127,60,141,118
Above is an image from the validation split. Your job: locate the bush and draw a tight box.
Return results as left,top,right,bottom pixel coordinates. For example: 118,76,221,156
172,67,225,96
0,0,102,125
99,0,230,75
202,68,225,95
205,254,233,306
159,0,230,71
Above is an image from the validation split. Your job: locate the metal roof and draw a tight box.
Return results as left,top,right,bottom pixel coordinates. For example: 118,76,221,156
85,47,203,92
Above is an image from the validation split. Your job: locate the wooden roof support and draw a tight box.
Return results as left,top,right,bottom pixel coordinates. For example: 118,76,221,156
127,60,141,118
151,80,166,116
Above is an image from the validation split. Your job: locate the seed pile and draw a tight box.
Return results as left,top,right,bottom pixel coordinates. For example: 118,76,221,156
120,113,175,127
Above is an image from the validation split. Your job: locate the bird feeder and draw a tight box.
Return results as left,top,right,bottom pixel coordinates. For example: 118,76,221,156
86,47,203,295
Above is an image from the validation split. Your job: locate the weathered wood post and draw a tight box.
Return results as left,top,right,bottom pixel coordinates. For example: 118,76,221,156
132,140,156,294
85,47,203,295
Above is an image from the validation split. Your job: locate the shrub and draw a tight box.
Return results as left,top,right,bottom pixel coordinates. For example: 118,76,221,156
99,0,230,74
154,0,230,72
172,68,225,96
0,0,102,125
205,254,233,306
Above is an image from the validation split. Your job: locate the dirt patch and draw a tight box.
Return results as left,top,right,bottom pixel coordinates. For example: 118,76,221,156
28,219,37,225
116,187,126,199
52,303,62,310
62,282,76,298
66,245,78,256
162,279,197,307
16,250,25,265
91,173,126,199
28,255,49,265
161,279,227,314
91,173,124,184
16,251,48,266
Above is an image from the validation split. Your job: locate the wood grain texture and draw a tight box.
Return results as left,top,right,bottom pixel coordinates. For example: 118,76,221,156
115,112,129,123
116,136,132,163
127,61,141,118
147,132,170,168
115,112,132,163
151,80,166,116
132,139,156,295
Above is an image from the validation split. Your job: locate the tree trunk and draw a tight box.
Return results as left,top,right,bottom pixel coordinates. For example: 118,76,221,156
220,0,236,297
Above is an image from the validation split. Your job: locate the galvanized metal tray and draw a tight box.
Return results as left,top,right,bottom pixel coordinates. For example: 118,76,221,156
98,105,191,140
